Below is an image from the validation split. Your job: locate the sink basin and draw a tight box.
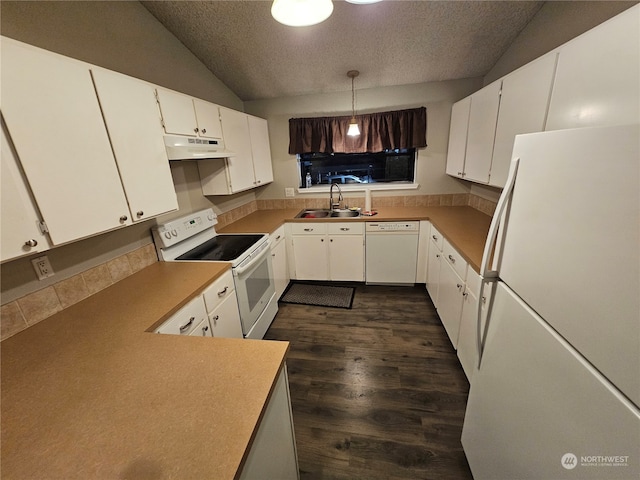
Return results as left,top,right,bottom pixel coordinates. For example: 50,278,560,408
295,209,360,218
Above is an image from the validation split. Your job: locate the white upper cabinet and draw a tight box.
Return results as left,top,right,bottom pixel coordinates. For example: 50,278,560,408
248,115,274,186
445,97,471,179
1,123,50,262
546,5,640,130
464,80,502,184
489,53,557,187
199,108,274,195
0,37,131,245
91,68,178,222
156,88,223,140
193,98,224,139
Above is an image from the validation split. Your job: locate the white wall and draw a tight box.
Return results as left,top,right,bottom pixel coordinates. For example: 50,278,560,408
245,78,483,200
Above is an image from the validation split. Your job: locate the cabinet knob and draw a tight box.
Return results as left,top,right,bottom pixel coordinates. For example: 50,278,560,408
136,211,144,217
24,239,38,247
201,128,206,134
321,238,324,242
194,127,199,133
330,239,333,242
436,254,440,258
120,215,128,222
458,171,463,175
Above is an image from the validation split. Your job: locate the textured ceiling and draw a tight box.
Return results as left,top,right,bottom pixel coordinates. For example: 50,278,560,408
141,0,544,101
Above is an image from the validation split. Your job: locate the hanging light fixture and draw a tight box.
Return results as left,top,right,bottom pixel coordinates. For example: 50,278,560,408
271,0,334,27
347,70,360,137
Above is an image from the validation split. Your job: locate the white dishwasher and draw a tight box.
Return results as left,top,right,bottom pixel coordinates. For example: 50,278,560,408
365,221,420,285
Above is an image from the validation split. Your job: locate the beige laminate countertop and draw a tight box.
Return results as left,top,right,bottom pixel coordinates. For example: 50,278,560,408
220,206,491,272
1,262,289,480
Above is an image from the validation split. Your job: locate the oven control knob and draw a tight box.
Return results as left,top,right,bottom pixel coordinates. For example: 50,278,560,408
207,214,214,221
171,229,178,237
164,232,171,240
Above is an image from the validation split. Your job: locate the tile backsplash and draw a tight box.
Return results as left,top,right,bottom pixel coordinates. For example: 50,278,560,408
1,243,157,341
1,194,496,341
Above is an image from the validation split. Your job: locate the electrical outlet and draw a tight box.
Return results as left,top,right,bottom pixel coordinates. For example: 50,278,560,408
285,187,295,197
32,255,54,280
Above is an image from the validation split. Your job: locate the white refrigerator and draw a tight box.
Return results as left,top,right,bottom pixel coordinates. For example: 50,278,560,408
461,125,640,479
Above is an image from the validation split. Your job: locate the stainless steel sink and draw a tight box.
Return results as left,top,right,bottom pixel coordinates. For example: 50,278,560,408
295,209,360,218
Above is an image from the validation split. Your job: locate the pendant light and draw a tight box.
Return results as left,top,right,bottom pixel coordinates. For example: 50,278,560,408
271,0,334,27
347,70,360,137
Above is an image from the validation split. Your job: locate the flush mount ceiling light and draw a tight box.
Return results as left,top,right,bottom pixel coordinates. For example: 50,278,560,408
345,0,383,4
347,70,360,137
271,0,334,27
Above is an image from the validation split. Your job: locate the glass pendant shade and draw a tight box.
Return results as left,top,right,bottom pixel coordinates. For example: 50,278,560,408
271,0,334,27
347,119,360,136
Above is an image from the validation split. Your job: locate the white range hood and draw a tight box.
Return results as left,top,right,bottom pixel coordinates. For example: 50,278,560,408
164,135,234,160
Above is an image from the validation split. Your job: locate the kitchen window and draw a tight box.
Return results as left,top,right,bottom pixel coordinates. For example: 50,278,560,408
298,149,416,188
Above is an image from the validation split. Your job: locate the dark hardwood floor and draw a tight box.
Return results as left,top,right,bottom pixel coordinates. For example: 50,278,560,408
264,283,474,480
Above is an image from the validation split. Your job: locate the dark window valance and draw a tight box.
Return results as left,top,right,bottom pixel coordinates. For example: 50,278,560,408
288,106,427,155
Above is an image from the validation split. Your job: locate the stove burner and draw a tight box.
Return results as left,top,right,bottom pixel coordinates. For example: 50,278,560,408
176,234,264,262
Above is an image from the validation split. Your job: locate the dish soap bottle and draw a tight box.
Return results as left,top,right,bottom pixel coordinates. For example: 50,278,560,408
305,172,312,188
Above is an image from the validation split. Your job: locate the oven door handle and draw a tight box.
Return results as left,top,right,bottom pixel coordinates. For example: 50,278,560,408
234,242,270,277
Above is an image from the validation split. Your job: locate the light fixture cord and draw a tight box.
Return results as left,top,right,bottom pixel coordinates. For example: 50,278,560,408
351,75,356,118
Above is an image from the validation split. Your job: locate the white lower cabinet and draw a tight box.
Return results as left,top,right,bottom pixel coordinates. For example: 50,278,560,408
289,222,364,281
437,256,466,349
239,366,299,480
271,225,289,299
155,295,210,336
416,221,430,284
157,270,243,339
426,225,444,308
202,270,243,338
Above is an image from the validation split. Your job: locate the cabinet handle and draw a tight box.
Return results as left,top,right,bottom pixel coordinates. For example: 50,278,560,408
432,235,438,240
217,286,228,297
303,228,314,232
202,325,209,335
321,238,324,242
257,180,261,184
194,127,199,133
436,254,440,258
482,296,487,304
448,254,456,263
179,316,195,332
463,292,468,298
212,315,219,325
458,171,463,175
340,227,350,231
24,239,38,247
120,215,128,222
201,128,206,134
275,235,281,241
136,211,144,217
456,283,463,290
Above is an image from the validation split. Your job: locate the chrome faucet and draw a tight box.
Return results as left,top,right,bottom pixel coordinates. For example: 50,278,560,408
329,182,343,211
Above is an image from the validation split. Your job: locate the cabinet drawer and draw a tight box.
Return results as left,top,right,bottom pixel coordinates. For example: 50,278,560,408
429,226,444,252
202,269,235,313
327,222,364,235
156,295,208,336
271,224,286,245
290,222,327,235
443,239,468,281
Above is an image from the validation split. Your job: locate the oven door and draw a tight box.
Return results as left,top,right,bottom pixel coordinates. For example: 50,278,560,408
233,244,276,336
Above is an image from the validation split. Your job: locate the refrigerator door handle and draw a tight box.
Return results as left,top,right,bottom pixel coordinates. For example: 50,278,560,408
477,157,520,367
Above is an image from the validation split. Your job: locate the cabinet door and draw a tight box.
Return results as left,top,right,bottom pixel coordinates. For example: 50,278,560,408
437,259,465,348
156,88,198,136
219,107,256,193
291,235,328,280
464,80,501,184
1,38,130,245
489,53,557,187
458,281,493,383
329,235,364,281
193,99,223,139
271,238,289,299
426,245,442,308
546,6,640,130
1,123,50,261
445,97,471,178
247,115,274,186
209,293,243,339
91,69,178,222
416,221,430,284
